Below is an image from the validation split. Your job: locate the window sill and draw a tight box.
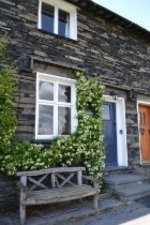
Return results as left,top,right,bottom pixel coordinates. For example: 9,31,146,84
32,139,53,144
32,135,71,144
38,29,78,43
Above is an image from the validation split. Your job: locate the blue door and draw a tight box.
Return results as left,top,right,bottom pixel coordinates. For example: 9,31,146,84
102,102,117,166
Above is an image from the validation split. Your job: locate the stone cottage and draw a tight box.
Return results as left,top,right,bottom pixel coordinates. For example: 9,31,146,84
0,0,150,207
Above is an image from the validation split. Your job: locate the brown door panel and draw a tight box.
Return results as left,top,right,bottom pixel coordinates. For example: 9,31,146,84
139,105,150,163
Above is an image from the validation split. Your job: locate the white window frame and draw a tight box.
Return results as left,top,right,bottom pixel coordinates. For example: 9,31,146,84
35,72,77,140
38,0,77,40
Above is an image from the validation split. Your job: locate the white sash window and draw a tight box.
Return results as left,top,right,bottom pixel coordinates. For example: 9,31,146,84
38,0,77,40
35,73,77,140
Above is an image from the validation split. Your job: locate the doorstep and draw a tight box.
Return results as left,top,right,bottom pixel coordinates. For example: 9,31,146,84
104,166,134,176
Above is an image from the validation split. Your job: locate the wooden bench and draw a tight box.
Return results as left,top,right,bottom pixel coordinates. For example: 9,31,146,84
17,167,100,225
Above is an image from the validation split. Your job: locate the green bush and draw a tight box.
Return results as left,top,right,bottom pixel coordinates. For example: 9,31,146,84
1,142,45,174
0,40,105,184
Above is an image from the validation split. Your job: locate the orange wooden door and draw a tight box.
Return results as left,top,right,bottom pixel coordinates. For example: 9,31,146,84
139,105,150,163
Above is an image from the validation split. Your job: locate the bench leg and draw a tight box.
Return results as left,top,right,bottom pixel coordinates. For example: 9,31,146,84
93,194,99,209
20,204,26,225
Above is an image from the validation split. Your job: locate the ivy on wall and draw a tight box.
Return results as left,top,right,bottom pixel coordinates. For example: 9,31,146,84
44,72,105,181
0,39,17,168
0,40,105,183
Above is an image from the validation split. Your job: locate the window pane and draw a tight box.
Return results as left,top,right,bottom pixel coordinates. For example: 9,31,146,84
58,84,71,103
38,105,53,135
42,3,54,33
102,104,110,120
58,107,71,135
58,9,69,37
39,81,54,101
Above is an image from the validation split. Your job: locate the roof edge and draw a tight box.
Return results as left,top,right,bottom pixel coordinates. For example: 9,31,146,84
67,0,150,36
89,0,150,34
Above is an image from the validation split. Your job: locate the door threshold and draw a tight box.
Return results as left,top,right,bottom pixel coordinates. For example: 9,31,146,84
140,163,150,167
105,166,128,171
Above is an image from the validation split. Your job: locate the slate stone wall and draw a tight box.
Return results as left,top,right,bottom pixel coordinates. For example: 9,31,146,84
0,174,18,209
0,0,149,208
1,0,149,161
0,0,149,92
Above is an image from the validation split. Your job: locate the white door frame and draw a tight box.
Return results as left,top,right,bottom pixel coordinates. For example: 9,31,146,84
137,97,150,165
104,95,128,166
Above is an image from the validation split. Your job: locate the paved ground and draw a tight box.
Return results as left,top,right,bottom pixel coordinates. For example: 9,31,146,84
60,202,150,225
0,195,150,225
59,195,150,225
136,195,150,208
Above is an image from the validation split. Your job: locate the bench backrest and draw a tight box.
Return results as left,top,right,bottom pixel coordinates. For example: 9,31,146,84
17,167,85,191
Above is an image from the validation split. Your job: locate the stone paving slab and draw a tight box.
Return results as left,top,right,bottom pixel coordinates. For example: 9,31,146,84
68,202,150,225
136,194,150,208
105,174,148,186
116,183,150,197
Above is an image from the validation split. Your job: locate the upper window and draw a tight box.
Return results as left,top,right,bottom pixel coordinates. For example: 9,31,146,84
38,0,77,40
35,73,77,140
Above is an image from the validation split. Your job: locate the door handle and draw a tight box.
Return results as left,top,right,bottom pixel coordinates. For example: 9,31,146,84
119,130,123,134
140,128,145,135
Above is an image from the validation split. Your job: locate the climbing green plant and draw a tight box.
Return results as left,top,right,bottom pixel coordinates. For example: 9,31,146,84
0,39,105,183
31,72,105,180
0,39,17,167
45,72,105,181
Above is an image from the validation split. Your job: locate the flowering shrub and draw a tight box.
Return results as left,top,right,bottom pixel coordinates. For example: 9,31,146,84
0,40,105,184
47,72,105,181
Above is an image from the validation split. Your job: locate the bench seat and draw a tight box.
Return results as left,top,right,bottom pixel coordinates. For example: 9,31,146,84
25,185,99,205
17,167,100,224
